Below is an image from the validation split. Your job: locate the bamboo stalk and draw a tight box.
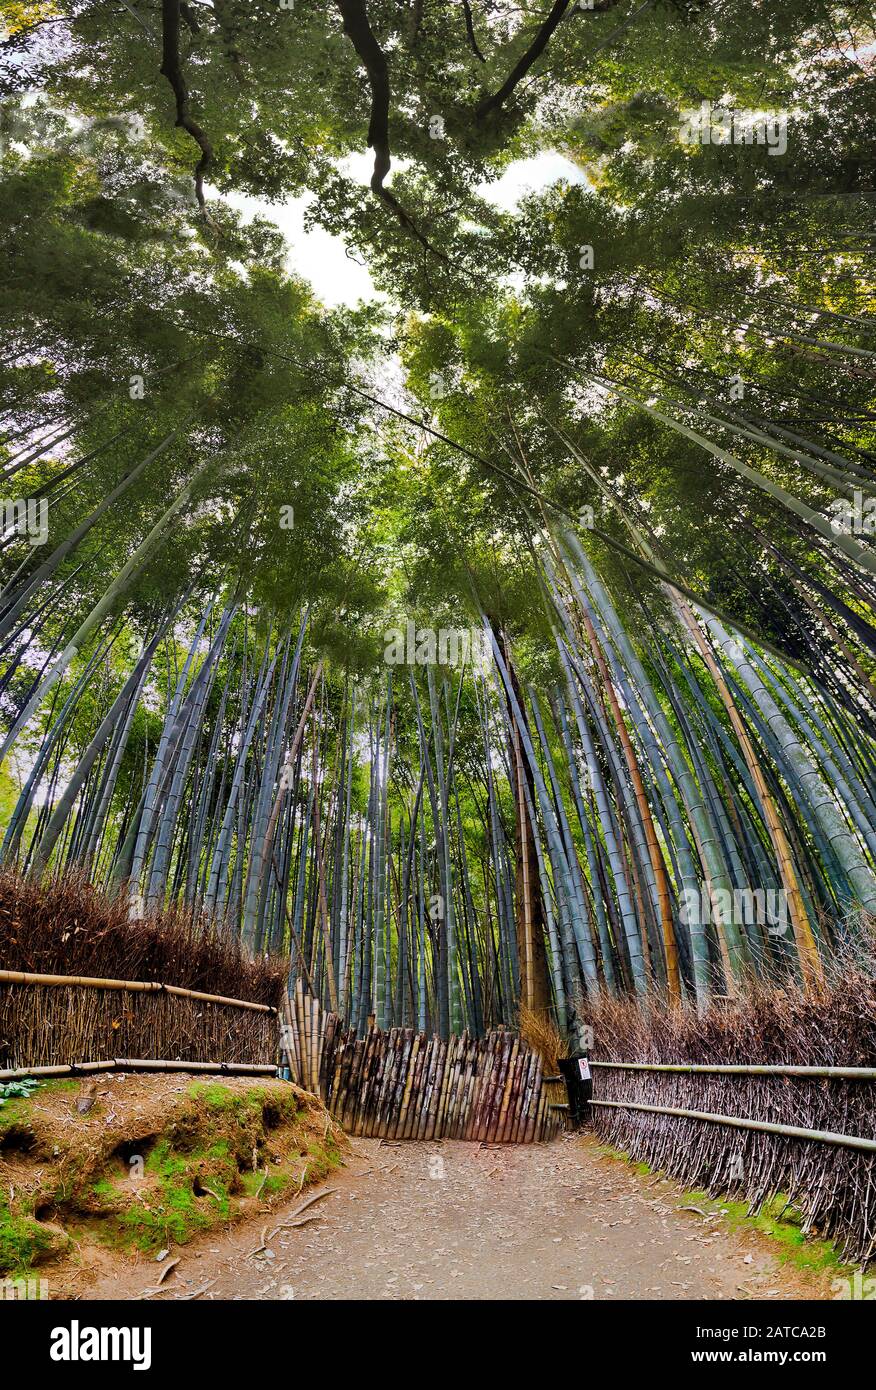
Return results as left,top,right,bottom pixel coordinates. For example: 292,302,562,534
0,1059,277,1081
496,1038,520,1143
592,1062,876,1079
0,968,276,1014
590,1099,876,1153
677,599,823,991
400,1034,422,1139
309,993,320,1095
455,1035,480,1139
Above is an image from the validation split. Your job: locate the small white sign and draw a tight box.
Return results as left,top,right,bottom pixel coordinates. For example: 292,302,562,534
578,1058,591,1081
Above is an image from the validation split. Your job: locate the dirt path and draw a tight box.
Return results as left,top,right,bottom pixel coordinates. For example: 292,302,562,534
87,1134,833,1302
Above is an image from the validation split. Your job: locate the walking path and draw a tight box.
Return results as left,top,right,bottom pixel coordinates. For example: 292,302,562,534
90,1134,834,1301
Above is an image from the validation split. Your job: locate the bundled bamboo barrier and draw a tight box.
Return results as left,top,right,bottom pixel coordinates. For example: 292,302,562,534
283,983,562,1142
582,980,876,1263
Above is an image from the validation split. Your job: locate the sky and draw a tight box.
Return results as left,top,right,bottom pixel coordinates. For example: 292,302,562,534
222,150,586,309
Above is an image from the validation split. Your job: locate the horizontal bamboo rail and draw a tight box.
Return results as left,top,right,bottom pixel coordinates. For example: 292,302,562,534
591,1061,876,1080
0,1058,278,1082
590,1099,876,1154
0,968,277,1015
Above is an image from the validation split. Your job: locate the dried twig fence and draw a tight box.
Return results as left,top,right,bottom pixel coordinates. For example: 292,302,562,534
282,985,563,1142
0,968,279,1069
590,1060,876,1263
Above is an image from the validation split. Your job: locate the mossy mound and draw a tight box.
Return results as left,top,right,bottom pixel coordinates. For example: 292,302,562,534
0,1073,346,1286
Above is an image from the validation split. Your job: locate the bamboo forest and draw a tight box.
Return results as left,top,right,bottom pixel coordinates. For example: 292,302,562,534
1,0,876,1320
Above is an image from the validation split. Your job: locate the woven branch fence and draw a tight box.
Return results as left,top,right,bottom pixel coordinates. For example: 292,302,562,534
584,984,876,1264
283,984,563,1142
0,870,287,1070
0,969,279,1069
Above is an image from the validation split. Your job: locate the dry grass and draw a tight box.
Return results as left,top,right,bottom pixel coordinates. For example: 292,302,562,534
0,868,286,1003
518,1003,569,1073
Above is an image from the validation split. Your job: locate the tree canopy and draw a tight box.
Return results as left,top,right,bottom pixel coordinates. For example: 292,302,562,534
1,0,874,1028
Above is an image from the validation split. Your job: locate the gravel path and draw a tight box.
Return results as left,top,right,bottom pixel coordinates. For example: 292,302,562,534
90,1133,831,1302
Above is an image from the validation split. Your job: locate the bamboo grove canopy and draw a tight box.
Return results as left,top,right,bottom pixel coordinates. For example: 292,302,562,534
0,0,874,1034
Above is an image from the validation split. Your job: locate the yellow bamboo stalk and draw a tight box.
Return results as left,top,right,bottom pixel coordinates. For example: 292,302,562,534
576,605,681,999
675,599,823,992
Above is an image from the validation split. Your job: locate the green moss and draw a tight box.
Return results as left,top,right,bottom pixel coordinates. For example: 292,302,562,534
301,1136,343,1183
112,1185,204,1252
262,1173,291,1198
0,1078,339,1273
146,1138,188,1178
188,1082,244,1110
0,1207,66,1276
714,1194,842,1274
595,1143,630,1162
594,1142,853,1280
103,1160,233,1254
0,1079,77,1135
239,1167,291,1198
0,1096,29,1134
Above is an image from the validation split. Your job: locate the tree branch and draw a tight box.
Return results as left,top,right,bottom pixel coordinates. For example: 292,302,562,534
179,2,201,35
461,0,487,62
334,0,446,258
474,0,571,121
160,0,213,211
474,0,624,122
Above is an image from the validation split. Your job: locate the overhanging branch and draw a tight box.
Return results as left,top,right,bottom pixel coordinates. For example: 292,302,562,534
461,0,486,62
160,0,213,211
474,0,624,122
334,0,446,258
474,0,572,122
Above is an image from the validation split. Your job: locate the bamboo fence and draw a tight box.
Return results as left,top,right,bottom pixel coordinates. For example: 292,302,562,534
282,982,563,1142
0,970,279,1068
589,1058,876,1262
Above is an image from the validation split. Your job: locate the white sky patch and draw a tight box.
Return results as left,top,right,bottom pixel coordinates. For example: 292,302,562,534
218,150,586,308
477,151,587,211
220,193,377,311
